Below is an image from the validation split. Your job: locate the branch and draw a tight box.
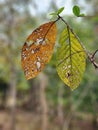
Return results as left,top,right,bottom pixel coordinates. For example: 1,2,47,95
88,50,98,69
56,15,98,69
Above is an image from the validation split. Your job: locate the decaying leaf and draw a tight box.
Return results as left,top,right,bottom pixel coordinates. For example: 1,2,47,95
21,21,57,80
56,27,86,90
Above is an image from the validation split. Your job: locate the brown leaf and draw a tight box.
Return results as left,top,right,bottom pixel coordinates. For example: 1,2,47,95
21,21,57,80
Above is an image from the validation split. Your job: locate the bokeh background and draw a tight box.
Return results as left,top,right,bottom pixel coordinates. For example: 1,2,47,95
0,0,98,130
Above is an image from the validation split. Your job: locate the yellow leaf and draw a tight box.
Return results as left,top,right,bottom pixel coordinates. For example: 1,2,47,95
56,27,86,90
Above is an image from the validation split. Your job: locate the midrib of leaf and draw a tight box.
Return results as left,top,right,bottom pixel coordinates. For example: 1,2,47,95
67,26,72,82
43,21,56,40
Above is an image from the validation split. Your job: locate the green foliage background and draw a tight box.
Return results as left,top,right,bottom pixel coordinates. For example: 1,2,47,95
0,0,98,129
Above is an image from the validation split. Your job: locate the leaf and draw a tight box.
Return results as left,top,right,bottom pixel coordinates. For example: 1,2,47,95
57,7,64,15
21,22,57,80
50,7,64,16
56,27,86,90
79,13,85,17
73,5,80,17
49,12,57,16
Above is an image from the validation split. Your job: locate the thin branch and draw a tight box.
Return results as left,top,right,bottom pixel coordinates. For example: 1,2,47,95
92,49,98,59
56,15,98,70
88,50,98,69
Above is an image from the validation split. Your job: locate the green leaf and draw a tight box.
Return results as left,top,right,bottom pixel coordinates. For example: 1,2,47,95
57,7,64,15
73,5,80,17
56,27,86,90
50,7,64,16
49,12,57,16
79,13,85,17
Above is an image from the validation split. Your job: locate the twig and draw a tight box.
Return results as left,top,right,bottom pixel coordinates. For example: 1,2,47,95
88,50,98,69
56,15,98,69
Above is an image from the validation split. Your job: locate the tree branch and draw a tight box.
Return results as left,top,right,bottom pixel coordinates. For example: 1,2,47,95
56,15,98,69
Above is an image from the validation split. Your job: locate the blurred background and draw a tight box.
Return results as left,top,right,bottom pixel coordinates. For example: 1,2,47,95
0,0,98,130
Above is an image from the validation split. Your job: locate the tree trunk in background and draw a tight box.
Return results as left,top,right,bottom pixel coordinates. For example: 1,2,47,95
38,73,48,130
28,79,40,113
7,66,16,130
63,89,72,130
57,84,64,130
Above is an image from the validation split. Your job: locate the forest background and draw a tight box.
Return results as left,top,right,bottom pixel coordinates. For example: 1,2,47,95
0,0,98,130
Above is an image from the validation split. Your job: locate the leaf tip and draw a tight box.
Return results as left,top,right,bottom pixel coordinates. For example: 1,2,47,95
57,7,65,15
